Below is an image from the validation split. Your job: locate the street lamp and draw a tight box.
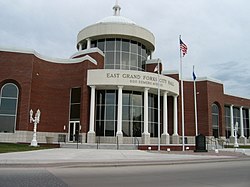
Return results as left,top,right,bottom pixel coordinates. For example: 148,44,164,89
234,122,239,149
30,109,41,147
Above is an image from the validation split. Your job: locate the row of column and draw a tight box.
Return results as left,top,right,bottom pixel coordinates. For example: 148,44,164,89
87,86,179,144
229,105,248,142
78,38,91,51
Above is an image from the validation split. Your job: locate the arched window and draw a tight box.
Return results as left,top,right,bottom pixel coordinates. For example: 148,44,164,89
212,103,219,138
0,83,19,133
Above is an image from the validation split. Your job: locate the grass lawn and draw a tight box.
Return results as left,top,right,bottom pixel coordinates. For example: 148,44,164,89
224,145,250,149
0,143,54,153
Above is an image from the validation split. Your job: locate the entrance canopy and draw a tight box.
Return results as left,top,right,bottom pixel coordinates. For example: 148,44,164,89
87,69,179,96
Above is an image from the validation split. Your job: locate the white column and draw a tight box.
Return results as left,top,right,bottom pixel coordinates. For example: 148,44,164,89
143,88,149,134
163,91,168,135
78,43,82,51
161,91,170,144
87,86,96,143
172,95,179,144
248,108,250,139
142,88,150,144
239,106,247,144
116,86,123,136
87,38,91,49
230,105,234,137
173,95,178,135
240,106,244,137
249,109,250,138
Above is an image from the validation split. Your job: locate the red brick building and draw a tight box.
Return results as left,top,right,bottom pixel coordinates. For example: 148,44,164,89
0,3,249,146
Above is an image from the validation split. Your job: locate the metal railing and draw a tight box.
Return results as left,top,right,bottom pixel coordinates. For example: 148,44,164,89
133,137,140,150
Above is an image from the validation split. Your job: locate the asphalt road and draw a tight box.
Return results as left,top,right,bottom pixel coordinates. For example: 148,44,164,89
0,160,249,187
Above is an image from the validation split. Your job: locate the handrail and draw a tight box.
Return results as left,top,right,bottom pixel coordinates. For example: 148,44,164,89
116,136,119,150
97,135,101,149
133,137,140,150
206,137,227,149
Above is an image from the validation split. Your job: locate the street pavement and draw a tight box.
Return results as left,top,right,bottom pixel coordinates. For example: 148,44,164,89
0,148,249,168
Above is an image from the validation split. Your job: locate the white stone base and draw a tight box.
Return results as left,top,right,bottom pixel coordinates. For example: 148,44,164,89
116,133,123,144
30,139,38,147
87,131,96,143
161,133,170,144
239,136,247,144
229,136,235,143
172,134,179,144
142,133,150,144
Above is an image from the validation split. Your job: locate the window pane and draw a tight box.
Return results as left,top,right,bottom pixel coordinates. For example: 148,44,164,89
2,84,18,98
96,121,104,136
0,116,15,133
131,41,138,54
133,121,141,137
0,98,17,115
130,53,137,68
116,39,121,51
106,92,116,105
132,94,142,106
105,121,115,136
122,93,130,105
122,121,131,137
133,107,142,121
97,40,105,51
105,52,114,65
70,104,80,119
122,106,130,120
106,39,115,51
115,52,120,65
121,52,129,69
71,88,81,103
122,39,129,52
106,106,115,120
91,40,97,48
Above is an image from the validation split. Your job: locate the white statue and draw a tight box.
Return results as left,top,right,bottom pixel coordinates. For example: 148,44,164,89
30,109,41,147
234,122,239,148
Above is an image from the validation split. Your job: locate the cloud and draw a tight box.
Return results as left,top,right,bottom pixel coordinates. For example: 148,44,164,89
0,0,250,98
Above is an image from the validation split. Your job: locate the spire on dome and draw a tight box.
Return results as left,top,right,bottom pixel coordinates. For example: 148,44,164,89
113,0,121,16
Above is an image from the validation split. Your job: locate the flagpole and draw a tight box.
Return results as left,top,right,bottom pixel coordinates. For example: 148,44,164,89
193,65,198,136
179,35,185,152
157,58,161,151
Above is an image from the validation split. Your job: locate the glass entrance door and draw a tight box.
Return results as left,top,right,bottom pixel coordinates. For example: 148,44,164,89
69,121,80,142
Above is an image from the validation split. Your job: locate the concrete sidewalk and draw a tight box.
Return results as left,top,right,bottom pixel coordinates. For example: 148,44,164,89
0,148,249,168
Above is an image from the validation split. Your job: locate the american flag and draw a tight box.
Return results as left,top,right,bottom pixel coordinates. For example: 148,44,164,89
180,39,188,57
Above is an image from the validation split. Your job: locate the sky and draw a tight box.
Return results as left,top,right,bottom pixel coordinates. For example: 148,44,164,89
0,0,250,98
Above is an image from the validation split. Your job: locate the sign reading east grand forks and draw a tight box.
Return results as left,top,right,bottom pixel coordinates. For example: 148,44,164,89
87,69,179,95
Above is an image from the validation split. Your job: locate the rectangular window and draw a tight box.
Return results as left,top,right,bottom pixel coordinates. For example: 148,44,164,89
224,106,231,138
70,88,81,120
97,39,105,51
122,39,130,52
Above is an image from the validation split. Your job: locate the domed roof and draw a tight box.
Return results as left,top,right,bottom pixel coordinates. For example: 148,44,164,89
98,15,136,25
97,1,136,25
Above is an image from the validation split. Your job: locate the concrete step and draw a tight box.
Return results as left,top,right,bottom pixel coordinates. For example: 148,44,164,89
207,143,223,150
60,143,138,150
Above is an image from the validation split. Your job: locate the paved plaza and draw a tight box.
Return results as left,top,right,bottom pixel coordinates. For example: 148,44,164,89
0,148,249,167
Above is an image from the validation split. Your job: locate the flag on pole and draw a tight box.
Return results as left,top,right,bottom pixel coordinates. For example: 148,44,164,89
192,66,196,80
154,64,159,73
180,39,188,57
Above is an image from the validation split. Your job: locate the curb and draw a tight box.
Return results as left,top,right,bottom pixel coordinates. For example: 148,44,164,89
1,157,249,169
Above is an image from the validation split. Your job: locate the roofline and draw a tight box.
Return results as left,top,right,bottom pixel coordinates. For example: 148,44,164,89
0,46,97,65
